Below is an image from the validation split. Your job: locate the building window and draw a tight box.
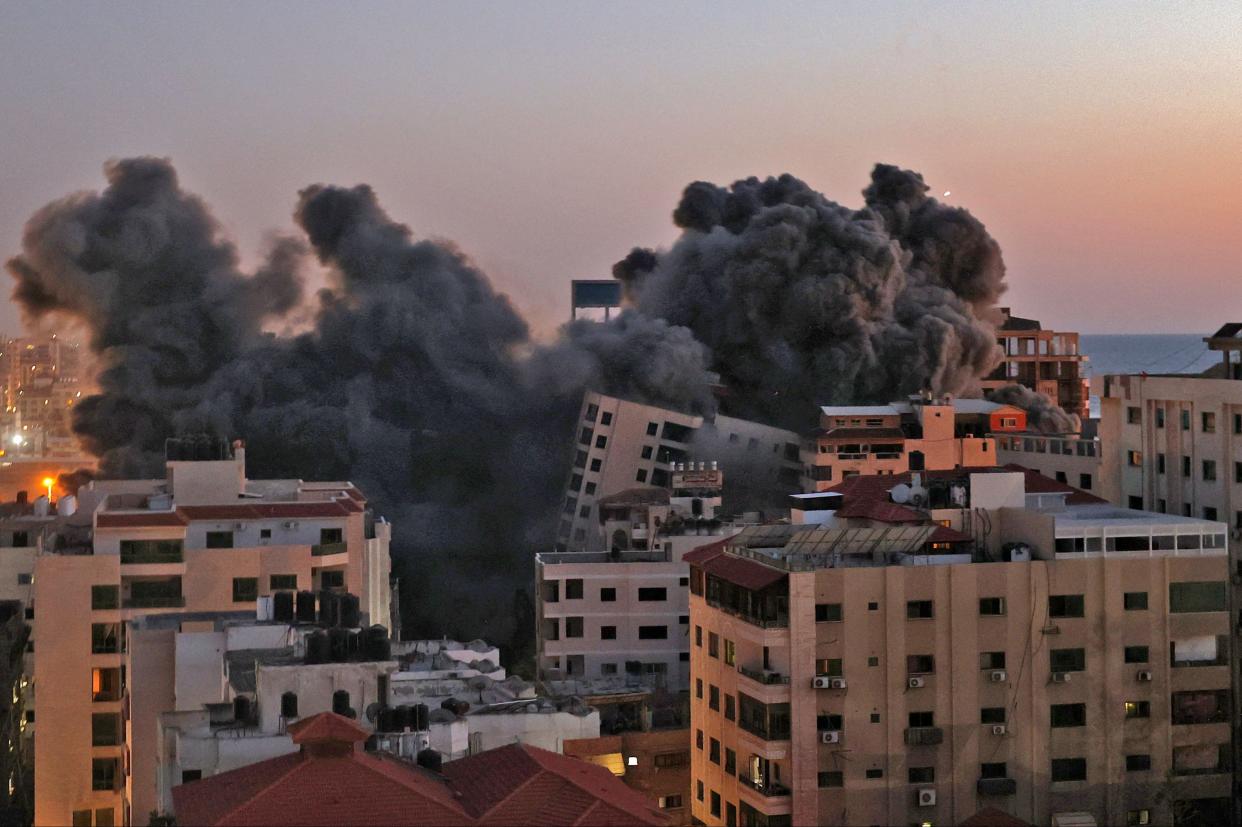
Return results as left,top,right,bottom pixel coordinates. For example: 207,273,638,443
72,811,90,827
1169,581,1227,613
232,577,258,603
1157,453,1166,474
865,768,883,779
1049,594,1084,618
708,632,719,657
696,779,703,801
91,623,120,655
16,573,31,585
1124,645,1149,663
908,766,934,783
1050,648,1086,672
92,757,120,791
205,530,234,549
818,771,843,788
816,658,843,677
1051,758,1087,782
585,403,599,422
638,587,666,601
1126,407,1141,424
1181,410,1191,431
1051,703,1087,727
1202,412,1216,433
1203,460,1217,482
600,411,612,426
709,685,720,711
658,794,683,810
817,713,843,731
815,603,842,622
1124,700,1150,719
980,707,1006,724
647,422,659,436
724,695,735,720
579,427,594,445
1128,495,1144,509
565,617,584,638
601,663,618,675
91,713,121,746
578,506,590,518
709,791,721,818
91,585,119,610
906,654,935,674
867,656,879,667
1156,407,1165,427
1203,506,1218,521
635,469,647,483
270,574,297,590
320,528,343,545
906,600,934,619
979,597,1005,615
1126,754,1151,772
867,601,878,611
1172,690,1229,724
574,450,588,469
91,668,121,702
870,713,880,723
638,626,667,640
1127,451,1142,467
565,579,583,599
980,762,1007,780
600,625,616,640
694,625,702,646
595,435,607,449
723,639,735,666
1079,473,1092,490
979,651,1005,670
1157,499,1166,512
908,711,934,728
1123,591,1147,610
590,458,602,472
1235,413,1242,434
709,738,720,765
597,587,615,603
1182,456,1192,477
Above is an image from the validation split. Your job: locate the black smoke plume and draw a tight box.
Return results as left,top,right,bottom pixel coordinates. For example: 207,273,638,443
6,158,1070,639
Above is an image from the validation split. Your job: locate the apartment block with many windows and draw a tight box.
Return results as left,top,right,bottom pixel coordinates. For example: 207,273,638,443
687,471,1230,827
32,438,391,827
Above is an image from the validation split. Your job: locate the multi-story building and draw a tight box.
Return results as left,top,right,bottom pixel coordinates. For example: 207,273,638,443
0,334,84,458
32,438,393,827
801,395,1026,492
557,392,801,553
981,308,1089,421
993,423,1119,505
688,469,1230,827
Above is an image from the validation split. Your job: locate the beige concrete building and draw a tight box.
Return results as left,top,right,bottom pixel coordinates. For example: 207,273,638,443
687,471,1231,827
557,392,801,553
31,439,392,827
980,308,1090,421
801,396,1025,492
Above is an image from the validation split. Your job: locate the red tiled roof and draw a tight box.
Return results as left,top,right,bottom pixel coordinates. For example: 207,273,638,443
929,525,973,544
682,539,727,565
826,465,1106,507
1001,464,1105,505
835,498,923,523
96,512,188,529
172,713,668,827
700,553,785,592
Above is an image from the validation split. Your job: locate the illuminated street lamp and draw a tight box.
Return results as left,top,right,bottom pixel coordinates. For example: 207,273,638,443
42,477,53,501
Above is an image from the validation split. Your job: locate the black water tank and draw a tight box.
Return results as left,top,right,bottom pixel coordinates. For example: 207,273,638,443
296,591,317,623
364,625,390,661
306,631,330,664
280,691,298,718
377,707,397,733
393,705,411,732
347,630,362,658
328,627,350,662
318,590,340,626
273,591,295,623
414,703,429,731
233,695,251,722
416,749,442,772
340,593,361,628
332,689,351,717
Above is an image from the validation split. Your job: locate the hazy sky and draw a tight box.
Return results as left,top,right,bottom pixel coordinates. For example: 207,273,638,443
1,1,1238,336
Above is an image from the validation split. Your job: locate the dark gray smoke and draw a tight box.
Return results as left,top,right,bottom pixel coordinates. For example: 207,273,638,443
5,158,714,639
614,166,1007,429
987,384,1081,434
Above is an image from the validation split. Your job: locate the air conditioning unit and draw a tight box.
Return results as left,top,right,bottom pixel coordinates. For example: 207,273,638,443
821,730,841,744
1051,672,1071,683
991,724,1007,736
908,676,926,689
917,788,937,807
1136,670,1153,682
233,522,246,531
1132,809,1150,826
829,678,848,690
283,521,298,530
1042,624,1061,635
990,670,1007,683
812,676,832,689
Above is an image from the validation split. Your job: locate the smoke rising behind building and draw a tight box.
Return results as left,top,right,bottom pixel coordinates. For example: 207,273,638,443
4,157,1070,637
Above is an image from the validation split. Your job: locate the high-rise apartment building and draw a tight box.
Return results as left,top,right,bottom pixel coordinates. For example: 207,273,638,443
801,396,1025,492
31,438,392,827
557,392,801,553
0,335,84,458
688,470,1230,827
980,308,1089,421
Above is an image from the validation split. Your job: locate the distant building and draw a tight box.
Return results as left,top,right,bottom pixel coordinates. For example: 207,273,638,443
688,468,1230,827
0,334,84,459
32,439,393,827
171,711,668,826
570,280,624,322
980,308,1089,421
801,395,1025,492
557,392,801,553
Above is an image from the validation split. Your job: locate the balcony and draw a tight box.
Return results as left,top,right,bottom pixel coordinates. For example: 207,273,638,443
904,727,943,746
977,778,1017,796
311,542,348,557
119,540,183,565
123,594,186,609
738,773,791,798
739,665,791,686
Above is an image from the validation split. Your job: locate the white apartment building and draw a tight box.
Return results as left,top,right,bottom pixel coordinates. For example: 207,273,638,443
557,392,801,552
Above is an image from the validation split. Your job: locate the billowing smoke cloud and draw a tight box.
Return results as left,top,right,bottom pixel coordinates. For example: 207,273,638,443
5,158,714,639
614,166,1007,430
987,384,1081,434
6,157,1072,639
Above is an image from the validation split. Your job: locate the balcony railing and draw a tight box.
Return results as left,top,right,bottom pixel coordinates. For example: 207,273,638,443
123,595,186,609
904,727,943,746
738,773,791,798
977,777,1017,796
312,542,348,557
708,600,789,629
739,665,791,686
119,548,183,565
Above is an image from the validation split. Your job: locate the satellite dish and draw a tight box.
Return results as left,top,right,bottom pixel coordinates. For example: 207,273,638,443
891,484,912,504
365,702,382,723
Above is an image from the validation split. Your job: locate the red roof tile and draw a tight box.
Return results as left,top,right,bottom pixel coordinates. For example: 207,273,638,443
835,498,924,523
96,512,187,529
700,553,785,592
682,539,727,565
929,525,973,543
826,465,1106,508
171,713,668,827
